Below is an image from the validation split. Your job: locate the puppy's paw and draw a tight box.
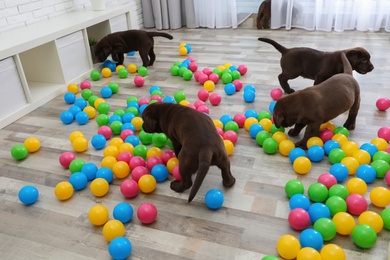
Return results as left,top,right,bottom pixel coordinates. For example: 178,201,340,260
286,89,295,94
295,141,307,150
343,122,356,130
170,180,187,193
223,177,236,187
288,128,300,137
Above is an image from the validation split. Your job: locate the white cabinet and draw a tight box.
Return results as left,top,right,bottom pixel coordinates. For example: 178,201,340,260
110,14,129,32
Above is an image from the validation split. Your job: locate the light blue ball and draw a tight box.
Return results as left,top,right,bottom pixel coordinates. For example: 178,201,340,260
184,44,192,53
108,236,132,260
68,105,81,116
96,167,114,184
64,92,76,104
308,202,331,223
60,110,74,124
75,111,89,125
81,162,99,181
100,86,113,98
113,202,134,223
219,114,233,126
121,123,136,132
109,114,123,124
103,60,116,71
289,194,311,211
139,104,148,115
289,147,307,163
299,228,324,251
125,135,140,147
205,189,224,209
244,109,258,119
243,90,256,103
163,96,175,103
269,101,276,113
244,84,256,93
122,112,136,123
91,134,106,150
249,124,264,139
74,98,87,110
69,172,88,190
224,83,236,96
127,101,139,109
149,85,161,95
356,164,377,183
329,163,349,182
360,143,378,158
307,145,325,162
151,164,169,182
324,140,341,155
18,185,39,205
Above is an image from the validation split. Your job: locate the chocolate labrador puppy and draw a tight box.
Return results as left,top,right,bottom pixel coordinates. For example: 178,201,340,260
94,30,173,67
257,0,271,29
141,103,236,203
258,38,373,93
273,52,360,149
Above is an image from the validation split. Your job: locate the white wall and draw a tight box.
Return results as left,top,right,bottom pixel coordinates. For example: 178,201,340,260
0,0,144,33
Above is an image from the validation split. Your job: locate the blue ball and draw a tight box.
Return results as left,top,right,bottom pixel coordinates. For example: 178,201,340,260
149,85,161,95
289,194,311,211
75,111,89,125
68,105,82,116
74,98,87,110
127,101,139,109
109,114,123,124
108,236,132,260
243,90,256,103
103,60,116,72
329,163,349,182
113,202,134,223
181,59,191,66
122,112,136,123
139,104,148,115
224,83,236,96
308,203,331,223
96,167,114,184
184,44,192,53
151,164,169,182
229,65,238,71
245,109,258,119
127,51,136,56
249,124,264,139
125,135,140,147
324,140,341,155
91,134,107,150
307,145,325,162
356,164,377,184
289,147,307,163
64,92,76,104
244,84,256,92
60,110,74,124
121,123,136,132
69,172,88,190
205,189,224,209
100,86,113,98
81,162,99,181
18,185,39,205
360,143,379,158
299,228,324,251
269,101,277,113
163,96,175,103
220,114,233,126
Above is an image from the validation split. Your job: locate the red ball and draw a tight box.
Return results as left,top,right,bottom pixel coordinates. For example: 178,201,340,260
137,202,158,224
378,126,390,142
233,113,246,128
270,88,283,100
232,79,243,91
319,128,334,143
188,62,198,72
209,93,222,106
376,97,390,111
208,73,220,84
134,75,145,87
80,80,92,90
197,89,209,101
223,130,238,144
161,150,176,164
288,208,311,230
120,179,139,198
59,151,76,169
238,64,248,75
317,173,337,189
202,68,212,76
346,194,368,215
197,104,209,114
146,156,163,170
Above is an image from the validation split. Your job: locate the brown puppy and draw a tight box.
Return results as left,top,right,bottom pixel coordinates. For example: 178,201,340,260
258,37,373,93
94,30,173,67
141,103,236,202
273,52,360,149
256,0,271,29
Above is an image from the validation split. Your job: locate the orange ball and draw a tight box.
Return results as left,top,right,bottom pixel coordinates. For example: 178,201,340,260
277,234,301,260
204,80,215,92
272,132,288,144
83,105,96,119
332,133,348,146
346,177,367,195
179,46,188,56
293,156,311,175
213,119,224,129
259,118,272,132
128,63,137,73
90,178,109,197
119,143,134,154
320,244,346,260
109,137,124,148
179,100,190,106
333,212,356,235
341,141,359,157
320,121,336,131
340,156,359,175
352,149,371,165
147,147,163,158
358,211,384,233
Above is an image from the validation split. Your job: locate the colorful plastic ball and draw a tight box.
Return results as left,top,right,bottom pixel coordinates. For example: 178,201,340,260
101,67,112,78
80,80,92,90
333,212,356,235
120,179,139,198
59,151,76,169
318,128,334,143
138,174,157,193
223,83,236,96
221,73,233,84
323,140,341,155
307,145,325,162
371,137,388,151
293,156,311,175
334,126,349,138
373,151,390,164
351,224,377,249
328,184,349,200
261,256,279,260
64,91,76,104
308,202,331,223
346,177,367,195
75,111,89,125
326,195,347,216
90,69,100,81
320,244,346,260
60,110,74,124
18,185,39,205
108,236,132,260
135,65,147,77
132,75,144,87
97,102,111,115
376,97,390,111
328,148,346,164
261,137,278,154
69,130,84,142
371,159,390,178
99,86,112,98
289,194,310,211
81,162,98,181
72,136,88,152
380,208,390,230
88,204,109,226
10,144,28,161
296,248,321,260
108,82,119,94
179,46,188,56
223,130,238,145
69,158,85,174
68,171,88,191
352,149,371,165
299,228,323,251
276,234,300,260
112,161,130,179
182,69,193,81
356,164,376,183
308,182,329,202
237,64,248,75
102,219,125,242
90,134,106,150
288,208,310,230
208,92,221,106
83,105,96,119
313,218,337,241
340,157,359,175
151,133,167,148
332,133,348,146
346,194,368,215
136,202,158,225
133,144,148,159
54,181,74,201
285,179,304,198
146,156,163,170
329,163,349,182
255,131,271,146
288,147,306,163
90,178,109,197
358,211,383,233
204,189,224,209
95,114,109,127
223,140,235,156
150,164,169,182
131,166,148,183
317,173,337,189
243,90,256,103
370,186,390,207
270,87,283,100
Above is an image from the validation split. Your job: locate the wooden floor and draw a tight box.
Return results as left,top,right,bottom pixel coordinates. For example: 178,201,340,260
1,26,390,260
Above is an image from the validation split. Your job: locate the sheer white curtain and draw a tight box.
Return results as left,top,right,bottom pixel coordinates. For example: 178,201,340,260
271,0,390,32
194,0,238,28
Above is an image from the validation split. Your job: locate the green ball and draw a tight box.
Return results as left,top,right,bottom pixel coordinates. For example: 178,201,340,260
183,70,193,81
284,179,304,198
118,68,128,78
261,256,279,260
90,70,100,81
313,218,337,241
88,95,99,106
133,144,148,158
96,114,109,126
138,66,148,77
231,70,241,80
212,68,222,77
108,82,119,94
380,208,390,230
114,109,125,117
139,130,153,145
97,102,110,115
224,121,239,133
270,124,284,134
152,133,168,148
127,96,138,103
151,90,163,97
110,121,123,135
334,126,349,137
328,148,346,164
126,107,139,116
308,182,329,202
328,184,349,200
69,158,85,173
174,91,186,103
255,131,271,146
221,73,233,84
178,67,188,77
371,159,390,178
170,65,180,76
258,111,271,120
373,151,390,164
325,195,347,216
173,61,181,67
166,139,173,150
81,89,93,100
11,144,28,160
221,68,232,75
262,137,278,155
351,224,377,249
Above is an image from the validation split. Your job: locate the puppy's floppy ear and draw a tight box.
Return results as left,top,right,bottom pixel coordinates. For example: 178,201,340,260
345,50,359,65
273,111,285,128
141,109,158,133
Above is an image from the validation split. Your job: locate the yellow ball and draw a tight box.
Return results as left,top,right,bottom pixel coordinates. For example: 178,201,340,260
259,118,273,132
320,121,336,131
54,181,74,201
358,211,384,233
101,67,112,78
83,105,96,119
223,139,234,156
346,177,367,195
94,97,106,109
341,141,359,157
104,145,120,158
24,137,41,153
109,137,124,148
369,186,390,207
272,132,287,144
115,65,125,73
203,80,215,92
166,157,179,174
69,131,84,143
179,46,188,56
276,234,301,260
72,136,88,153
138,174,157,193
332,133,348,146
371,137,388,151
90,178,109,197
179,42,186,48
101,156,117,169
320,244,346,260
112,161,130,179
352,149,371,165
279,139,295,157
217,65,225,72
179,100,190,106
340,156,359,175
297,247,321,260
119,143,134,154
333,212,356,235
67,83,78,94
88,204,109,226
128,63,137,73
131,117,144,131
224,62,233,69
213,119,224,130
307,137,324,148
244,117,258,131
102,219,125,242
293,156,312,175
147,147,163,158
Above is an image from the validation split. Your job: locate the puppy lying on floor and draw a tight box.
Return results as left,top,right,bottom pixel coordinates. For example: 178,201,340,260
272,52,360,149
94,30,173,67
258,37,373,93
141,103,236,203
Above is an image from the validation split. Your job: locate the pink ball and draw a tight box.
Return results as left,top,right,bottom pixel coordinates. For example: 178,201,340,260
188,62,198,72
150,94,163,102
161,150,176,164
319,128,334,143
202,68,212,76
117,151,132,164
187,104,196,110
378,126,390,142
138,97,150,106
209,93,222,106
186,56,195,62
80,80,92,90
216,127,224,136
131,166,149,182
198,73,209,85
223,130,238,144
134,75,145,87
317,173,337,189
198,89,209,101
120,179,139,198
172,165,181,181
385,171,390,186
147,156,163,170
59,151,76,169
98,125,113,140
129,156,146,170
376,97,390,111
288,208,311,231
208,73,220,84
194,71,203,81
346,194,368,216
233,113,246,128
137,202,158,224
120,129,134,141
270,88,283,100
197,104,209,114
194,100,206,108
232,79,243,91
238,64,248,75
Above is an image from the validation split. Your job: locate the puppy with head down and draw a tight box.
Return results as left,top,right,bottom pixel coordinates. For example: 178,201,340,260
273,52,360,149
141,102,236,203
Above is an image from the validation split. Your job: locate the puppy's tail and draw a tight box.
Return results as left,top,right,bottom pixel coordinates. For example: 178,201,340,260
341,52,353,75
147,32,174,40
258,38,288,55
188,149,213,203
